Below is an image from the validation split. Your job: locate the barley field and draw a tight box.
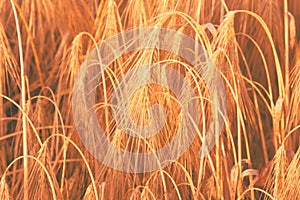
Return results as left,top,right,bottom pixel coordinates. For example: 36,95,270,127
0,0,299,199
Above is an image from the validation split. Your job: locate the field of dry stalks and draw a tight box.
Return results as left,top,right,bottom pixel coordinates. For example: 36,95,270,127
0,0,299,199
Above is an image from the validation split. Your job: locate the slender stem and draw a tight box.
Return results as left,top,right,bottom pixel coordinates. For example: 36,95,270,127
10,0,28,199
283,0,289,139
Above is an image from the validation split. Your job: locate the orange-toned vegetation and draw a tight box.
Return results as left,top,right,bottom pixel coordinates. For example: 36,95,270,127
0,0,299,199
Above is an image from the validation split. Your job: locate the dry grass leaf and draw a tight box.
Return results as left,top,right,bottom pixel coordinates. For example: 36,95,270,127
272,96,284,148
230,165,242,199
288,12,296,49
